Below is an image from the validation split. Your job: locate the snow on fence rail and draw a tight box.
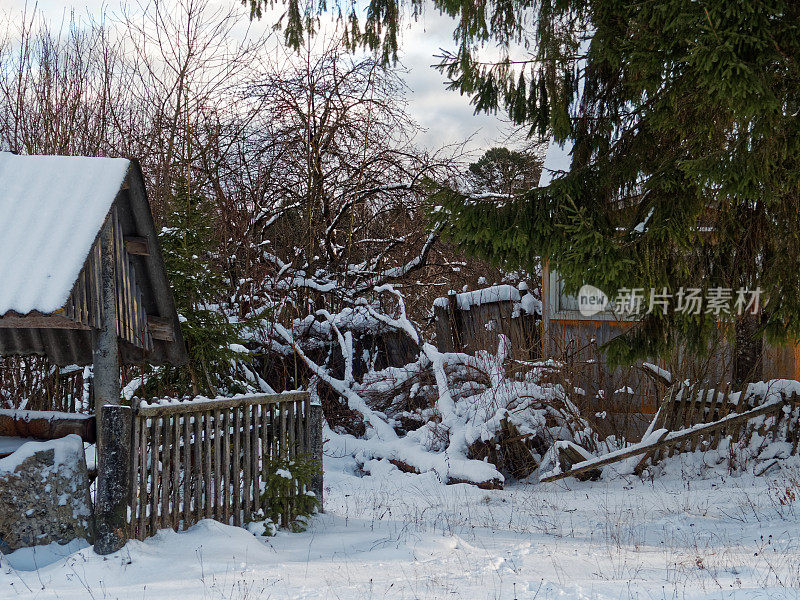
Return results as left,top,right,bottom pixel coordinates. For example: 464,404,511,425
128,392,322,540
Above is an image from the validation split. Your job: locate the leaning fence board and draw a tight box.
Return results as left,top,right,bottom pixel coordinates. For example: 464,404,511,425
128,393,319,540
792,394,800,454
710,383,731,450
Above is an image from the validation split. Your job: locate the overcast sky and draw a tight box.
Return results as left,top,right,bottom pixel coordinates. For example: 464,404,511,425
3,0,511,156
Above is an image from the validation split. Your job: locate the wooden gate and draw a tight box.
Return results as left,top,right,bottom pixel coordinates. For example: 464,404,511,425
128,392,322,540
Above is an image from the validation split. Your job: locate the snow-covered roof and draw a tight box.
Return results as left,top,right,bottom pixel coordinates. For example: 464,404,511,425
0,153,186,367
0,152,130,316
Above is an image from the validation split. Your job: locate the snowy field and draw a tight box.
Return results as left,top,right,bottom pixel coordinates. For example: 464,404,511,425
3,444,800,599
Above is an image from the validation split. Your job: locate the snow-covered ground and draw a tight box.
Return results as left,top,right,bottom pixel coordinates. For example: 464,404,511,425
4,444,800,599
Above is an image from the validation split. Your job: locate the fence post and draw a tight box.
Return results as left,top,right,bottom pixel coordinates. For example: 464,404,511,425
94,404,132,555
309,402,324,512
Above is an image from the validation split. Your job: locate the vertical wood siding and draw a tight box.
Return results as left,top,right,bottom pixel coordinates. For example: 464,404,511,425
64,208,152,351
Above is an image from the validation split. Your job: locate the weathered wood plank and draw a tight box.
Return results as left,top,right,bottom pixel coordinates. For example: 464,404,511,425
668,384,693,457
129,411,141,540
138,414,149,539
171,415,181,530
203,411,212,519
182,415,191,528
250,404,260,518
710,383,731,450
633,429,669,475
125,236,151,256
193,413,202,525
214,410,222,522
0,409,96,442
243,404,252,521
304,394,311,455
684,386,704,453
137,393,309,417
160,416,172,531
259,404,269,515
0,313,92,329
650,386,677,464
286,402,295,523
233,407,242,526
222,411,231,525
149,416,161,537
147,315,175,342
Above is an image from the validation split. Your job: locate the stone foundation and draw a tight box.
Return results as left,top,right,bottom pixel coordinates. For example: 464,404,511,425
0,434,93,552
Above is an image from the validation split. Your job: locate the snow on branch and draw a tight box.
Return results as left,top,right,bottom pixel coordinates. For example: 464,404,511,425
273,322,397,441
353,224,443,294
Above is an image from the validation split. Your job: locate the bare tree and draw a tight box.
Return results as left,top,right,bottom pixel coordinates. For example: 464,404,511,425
238,36,466,319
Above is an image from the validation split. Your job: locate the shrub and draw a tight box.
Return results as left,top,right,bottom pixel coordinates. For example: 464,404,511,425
257,452,320,533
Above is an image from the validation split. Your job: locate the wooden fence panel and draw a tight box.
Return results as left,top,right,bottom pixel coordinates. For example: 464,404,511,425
545,384,800,483
128,393,319,540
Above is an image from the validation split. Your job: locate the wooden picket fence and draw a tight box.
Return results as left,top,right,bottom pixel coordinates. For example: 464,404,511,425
648,382,800,463
127,392,322,540
0,358,89,413
542,381,800,483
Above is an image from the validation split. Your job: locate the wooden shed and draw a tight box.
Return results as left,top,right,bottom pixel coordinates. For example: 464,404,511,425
0,151,186,554
0,152,186,367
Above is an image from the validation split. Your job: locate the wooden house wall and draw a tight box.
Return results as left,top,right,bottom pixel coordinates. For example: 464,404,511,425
545,314,800,439
542,262,800,422
544,319,663,426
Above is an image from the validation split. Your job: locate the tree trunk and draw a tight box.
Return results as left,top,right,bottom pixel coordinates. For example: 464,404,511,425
732,313,763,390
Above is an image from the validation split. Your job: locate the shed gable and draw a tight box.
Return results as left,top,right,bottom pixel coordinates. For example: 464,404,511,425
0,153,185,367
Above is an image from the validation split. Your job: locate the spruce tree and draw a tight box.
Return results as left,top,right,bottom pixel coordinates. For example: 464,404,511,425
147,179,251,397
257,1,800,381
432,2,800,383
